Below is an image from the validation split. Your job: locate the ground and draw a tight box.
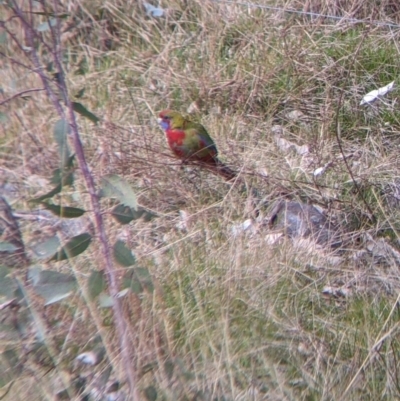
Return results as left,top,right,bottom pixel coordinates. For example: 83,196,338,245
2,1,400,400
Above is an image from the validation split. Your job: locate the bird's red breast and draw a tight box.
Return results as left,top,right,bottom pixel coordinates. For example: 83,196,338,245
164,128,187,159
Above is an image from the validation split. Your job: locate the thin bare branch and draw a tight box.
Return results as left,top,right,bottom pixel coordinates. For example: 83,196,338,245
0,88,44,106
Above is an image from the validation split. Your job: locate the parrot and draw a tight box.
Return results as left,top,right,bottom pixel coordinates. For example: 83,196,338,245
158,109,236,181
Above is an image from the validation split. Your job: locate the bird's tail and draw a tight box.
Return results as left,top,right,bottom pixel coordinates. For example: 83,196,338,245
202,159,237,181
216,161,237,181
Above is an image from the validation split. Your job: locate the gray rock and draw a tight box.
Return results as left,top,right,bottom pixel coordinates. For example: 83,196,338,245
268,200,342,248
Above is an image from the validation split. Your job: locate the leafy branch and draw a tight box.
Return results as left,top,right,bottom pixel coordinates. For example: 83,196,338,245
1,1,144,397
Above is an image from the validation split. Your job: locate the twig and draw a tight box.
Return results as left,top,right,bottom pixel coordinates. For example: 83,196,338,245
332,31,376,223
0,88,45,106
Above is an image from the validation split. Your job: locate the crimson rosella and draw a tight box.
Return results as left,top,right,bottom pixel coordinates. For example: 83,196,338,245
158,110,236,181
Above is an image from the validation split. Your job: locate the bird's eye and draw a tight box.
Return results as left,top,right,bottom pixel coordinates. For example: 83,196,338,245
164,116,171,120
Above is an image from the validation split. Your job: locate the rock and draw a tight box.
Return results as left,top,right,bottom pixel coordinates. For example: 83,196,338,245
267,200,342,248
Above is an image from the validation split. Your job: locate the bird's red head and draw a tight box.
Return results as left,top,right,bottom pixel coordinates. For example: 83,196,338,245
158,110,172,130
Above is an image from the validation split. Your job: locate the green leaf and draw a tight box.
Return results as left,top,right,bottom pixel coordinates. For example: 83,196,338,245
50,233,92,261
143,210,157,222
0,266,17,299
0,111,8,124
87,270,106,300
124,206,157,222
53,119,71,168
37,18,57,32
113,240,136,267
50,169,63,185
122,267,153,294
53,119,70,142
53,72,62,87
31,236,60,260
30,156,74,203
100,174,137,210
0,242,18,252
0,31,7,45
75,88,85,99
46,61,54,72
27,265,42,285
50,155,75,185
66,154,75,168
0,266,10,280
111,204,136,224
0,348,21,388
31,183,62,203
116,288,129,298
2,349,19,372
144,385,157,401
98,293,114,308
41,202,86,218
72,102,99,124
164,359,174,381
28,268,77,305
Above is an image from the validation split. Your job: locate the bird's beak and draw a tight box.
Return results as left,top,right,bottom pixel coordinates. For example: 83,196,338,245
157,118,162,125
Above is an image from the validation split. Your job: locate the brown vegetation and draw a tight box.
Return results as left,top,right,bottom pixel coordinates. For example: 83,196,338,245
2,0,400,399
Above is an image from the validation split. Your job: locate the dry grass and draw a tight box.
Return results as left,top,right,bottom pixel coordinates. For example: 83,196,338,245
2,0,400,400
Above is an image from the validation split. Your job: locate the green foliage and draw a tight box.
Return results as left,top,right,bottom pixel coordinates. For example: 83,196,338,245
87,270,106,300
111,204,136,224
31,236,61,260
53,119,71,167
40,202,86,218
0,266,18,300
50,233,92,261
0,102,157,395
100,174,138,210
0,242,18,252
72,102,100,123
28,266,77,305
31,154,75,203
113,240,136,267
0,111,9,124
144,385,157,401
36,18,57,32
111,204,155,224
122,267,154,294
0,349,21,388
